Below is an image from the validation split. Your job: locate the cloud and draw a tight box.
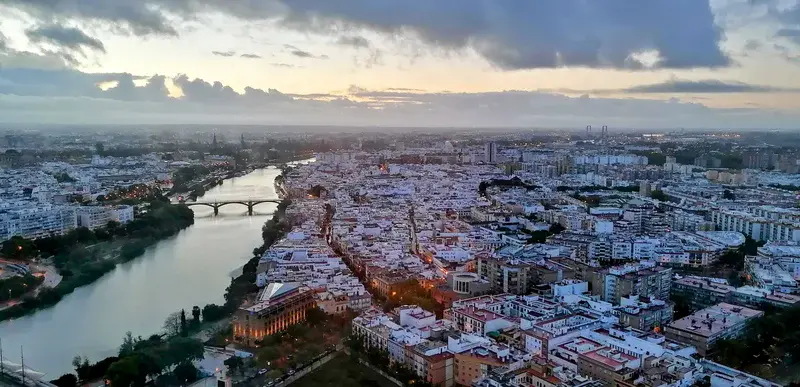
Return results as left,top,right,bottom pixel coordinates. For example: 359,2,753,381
285,45,328,59
3,0,732,70
1,68,798,129
270,63,296,68
386,88,424,92
212,51,262,59
777,28,800,45
622,79,800,93
275,0,731,69
25,24,106,53
3,0,181,36
290,50,327,59
336,35,371,49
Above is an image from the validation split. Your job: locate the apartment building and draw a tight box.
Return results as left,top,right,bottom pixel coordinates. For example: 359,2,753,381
0,205,77,240
617,295,674,331
712,208,800,242
664,303,763,356
671,277,735,311
589,263,672,304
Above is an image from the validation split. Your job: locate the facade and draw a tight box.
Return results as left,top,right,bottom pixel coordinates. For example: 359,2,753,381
232,282,315,345
664,303,763,356
671,277,735,311
485,142,498,164
617,295,674,331
0,205,76,240
477,255,572,295
589,263,672,304
712,208,800,242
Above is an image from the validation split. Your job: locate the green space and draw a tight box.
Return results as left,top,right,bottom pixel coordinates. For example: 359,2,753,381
0,201,194,321
343,333,433,387
0,274,43,302
478,176,541,197
252,308,352,380
373,278,444,316
293,354,396,387
52,330,205,387
711,305,800,384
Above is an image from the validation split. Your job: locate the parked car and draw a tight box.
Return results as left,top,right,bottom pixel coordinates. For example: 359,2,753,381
258,368,269,375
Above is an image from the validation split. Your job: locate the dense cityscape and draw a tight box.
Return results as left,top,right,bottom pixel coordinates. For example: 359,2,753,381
0,128,799,387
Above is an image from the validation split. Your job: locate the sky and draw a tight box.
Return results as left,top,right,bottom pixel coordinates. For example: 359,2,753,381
2,0,800,128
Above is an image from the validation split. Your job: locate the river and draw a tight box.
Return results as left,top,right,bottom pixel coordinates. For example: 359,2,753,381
0,165,293,378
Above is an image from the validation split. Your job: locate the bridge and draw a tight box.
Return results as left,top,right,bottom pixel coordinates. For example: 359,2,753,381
179,199,280,215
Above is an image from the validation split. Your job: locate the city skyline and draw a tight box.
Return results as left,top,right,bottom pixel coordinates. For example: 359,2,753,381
3,1,800,127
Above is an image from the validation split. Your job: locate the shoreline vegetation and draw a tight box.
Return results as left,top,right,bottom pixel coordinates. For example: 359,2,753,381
0,201,195,322
49,169,295,386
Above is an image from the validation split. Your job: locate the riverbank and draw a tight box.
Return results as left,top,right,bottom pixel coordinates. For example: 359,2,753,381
0,202,195,322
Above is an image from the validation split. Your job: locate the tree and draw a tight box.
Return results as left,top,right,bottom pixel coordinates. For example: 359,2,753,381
202,303,226,322
163,311,181,337
224,356,244,375
191,305,201,324
72,355,90,382
179,309,188,337
650,190,668,201
105,356,142,387
51,373,78,387
173,362,199,384
119,331,136,357
1,236,38,260
722,189,736,200
549,223,566,234
167,337,205,365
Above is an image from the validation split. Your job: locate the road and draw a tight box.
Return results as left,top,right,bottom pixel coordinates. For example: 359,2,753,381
0,259,61,310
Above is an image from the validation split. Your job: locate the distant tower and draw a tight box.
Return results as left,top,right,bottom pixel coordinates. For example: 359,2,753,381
484,142,498,164
240,133,246,149
212,133,218,152
586,125,592,135
602,125,608,137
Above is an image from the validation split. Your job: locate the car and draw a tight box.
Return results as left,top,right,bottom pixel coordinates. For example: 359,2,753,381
258,368,269,375
265,381,275,387
287,370,295,376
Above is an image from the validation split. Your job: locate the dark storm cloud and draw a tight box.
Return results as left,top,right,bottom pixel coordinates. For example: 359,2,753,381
4,0,181,36
25,24,106,53
622,79,800,93
4,0,731,70
276,0,731,69
0,68,148,97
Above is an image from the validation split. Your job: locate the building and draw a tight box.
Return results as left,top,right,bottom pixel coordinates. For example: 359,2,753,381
664,303,763,356
577,346,639,387
0,205,76,240
589,263,672,304
712,208,800,242
617,295,674,331
454,348,510,386
672,277,734,311
485,142,498,164
477,255,573,295
232,282,315,345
